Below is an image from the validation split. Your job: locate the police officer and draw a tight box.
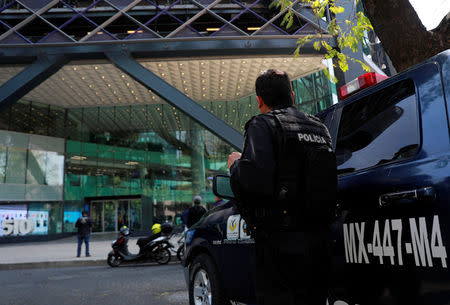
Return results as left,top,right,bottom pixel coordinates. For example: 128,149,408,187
228,69,337,305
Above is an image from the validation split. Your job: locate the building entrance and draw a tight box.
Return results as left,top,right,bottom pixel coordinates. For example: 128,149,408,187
90,198,142,233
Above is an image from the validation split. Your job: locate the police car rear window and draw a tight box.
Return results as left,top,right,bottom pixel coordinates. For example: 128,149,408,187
336,79,418,174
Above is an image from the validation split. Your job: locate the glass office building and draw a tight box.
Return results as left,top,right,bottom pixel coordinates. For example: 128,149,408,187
0,0,338,241
0,67,335,240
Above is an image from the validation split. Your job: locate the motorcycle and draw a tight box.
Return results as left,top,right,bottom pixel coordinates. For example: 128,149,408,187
169,231,186,261
176,232,185,261
107,226,173,267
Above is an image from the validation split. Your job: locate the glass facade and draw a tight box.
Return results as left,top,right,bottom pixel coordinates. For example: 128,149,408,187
0,130,64,201
0,65,335,240
0,99,235,238
292,70,336,114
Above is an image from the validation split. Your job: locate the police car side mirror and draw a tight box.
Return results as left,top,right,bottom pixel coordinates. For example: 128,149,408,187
213,175,235,200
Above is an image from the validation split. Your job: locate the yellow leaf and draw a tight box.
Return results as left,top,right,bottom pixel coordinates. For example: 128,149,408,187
313,41,321,51
334,6,344,13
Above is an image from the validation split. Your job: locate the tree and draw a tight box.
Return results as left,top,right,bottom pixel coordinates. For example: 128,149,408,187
276,0,450,74
361,0,449,72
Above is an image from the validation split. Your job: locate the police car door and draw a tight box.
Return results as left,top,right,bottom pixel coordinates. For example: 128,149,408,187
330,62,450,305
217,203,256,303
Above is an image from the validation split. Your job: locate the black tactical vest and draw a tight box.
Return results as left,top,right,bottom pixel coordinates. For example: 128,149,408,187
261,106,337,230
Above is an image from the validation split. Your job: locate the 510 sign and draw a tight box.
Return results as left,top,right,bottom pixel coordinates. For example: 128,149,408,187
344,215,447,268
1,219,35,236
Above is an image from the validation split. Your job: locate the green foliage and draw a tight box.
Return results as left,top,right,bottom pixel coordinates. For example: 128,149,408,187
323,67,338,83
274,0,373,82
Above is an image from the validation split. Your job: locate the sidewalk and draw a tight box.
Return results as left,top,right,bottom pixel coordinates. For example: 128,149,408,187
0,233,181,270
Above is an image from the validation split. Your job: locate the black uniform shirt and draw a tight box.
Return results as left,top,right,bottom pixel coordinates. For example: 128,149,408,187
187,205,207,228
75,216,92,236
230,113,277,205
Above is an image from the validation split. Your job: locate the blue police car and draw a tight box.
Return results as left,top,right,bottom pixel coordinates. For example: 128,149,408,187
182,49,450,305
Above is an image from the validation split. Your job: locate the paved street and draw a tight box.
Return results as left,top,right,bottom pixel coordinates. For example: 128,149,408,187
0,264,188,305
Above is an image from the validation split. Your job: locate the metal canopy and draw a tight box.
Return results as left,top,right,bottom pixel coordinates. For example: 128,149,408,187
0,55,324,107
0,0,333,149
0,0,329,45
106,50,244,149
0,54,69,112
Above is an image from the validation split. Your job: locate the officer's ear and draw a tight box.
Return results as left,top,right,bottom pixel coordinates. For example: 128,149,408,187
256,96,264,109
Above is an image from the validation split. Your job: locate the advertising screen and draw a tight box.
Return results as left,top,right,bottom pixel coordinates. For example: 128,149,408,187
64,211,81,224
0,205,29,237
28,211,49,235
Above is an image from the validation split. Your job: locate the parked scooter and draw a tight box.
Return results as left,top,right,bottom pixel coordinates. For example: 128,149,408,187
176,230,186,261
107,223,174,267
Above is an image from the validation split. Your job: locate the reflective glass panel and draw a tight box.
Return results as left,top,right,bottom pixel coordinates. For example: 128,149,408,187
117,200,129,229
104,201,116,232
27,150,47,185
130,199,142,230
5,147,26,184
46,151,64,186
0,146,6,183
90,202,103,233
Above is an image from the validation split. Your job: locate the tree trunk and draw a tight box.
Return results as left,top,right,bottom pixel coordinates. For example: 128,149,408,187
361,0,450,72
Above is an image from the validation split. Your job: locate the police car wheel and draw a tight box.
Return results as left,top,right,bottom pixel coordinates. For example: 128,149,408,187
189,254,230,305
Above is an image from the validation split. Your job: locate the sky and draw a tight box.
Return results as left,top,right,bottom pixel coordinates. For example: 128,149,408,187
409,0,450,30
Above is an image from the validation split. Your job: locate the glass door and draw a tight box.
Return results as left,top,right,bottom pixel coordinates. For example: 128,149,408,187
130,199,142,231
91,202,103,232
103,201,116,232
117,200,129,230
90,198,142,232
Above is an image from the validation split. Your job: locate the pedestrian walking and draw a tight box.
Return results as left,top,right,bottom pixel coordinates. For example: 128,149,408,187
75,211,92,257
213,195,226,208
186,195,206,228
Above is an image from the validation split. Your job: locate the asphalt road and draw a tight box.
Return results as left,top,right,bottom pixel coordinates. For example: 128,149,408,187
0,263,188,305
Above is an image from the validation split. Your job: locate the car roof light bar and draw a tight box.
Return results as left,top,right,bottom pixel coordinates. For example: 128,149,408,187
339,72,389,100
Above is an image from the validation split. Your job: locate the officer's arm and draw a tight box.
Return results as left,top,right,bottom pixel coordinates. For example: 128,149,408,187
230,116,275,202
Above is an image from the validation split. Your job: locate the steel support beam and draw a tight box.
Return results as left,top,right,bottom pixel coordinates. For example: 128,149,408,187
0,54,69,112
0,38,330,64
295,6,329,31
106,51,244,151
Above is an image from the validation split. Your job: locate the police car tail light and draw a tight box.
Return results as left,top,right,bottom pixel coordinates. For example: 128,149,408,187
339,72,389,100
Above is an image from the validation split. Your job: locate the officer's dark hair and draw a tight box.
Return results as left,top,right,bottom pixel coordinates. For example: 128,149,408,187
255,69,294,107
82,211,88,217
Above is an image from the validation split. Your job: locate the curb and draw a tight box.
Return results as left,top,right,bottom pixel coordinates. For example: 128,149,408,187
0,259,106,270
0,258,181,270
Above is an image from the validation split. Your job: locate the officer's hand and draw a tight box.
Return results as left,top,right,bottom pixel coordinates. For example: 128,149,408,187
228,152,242,169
